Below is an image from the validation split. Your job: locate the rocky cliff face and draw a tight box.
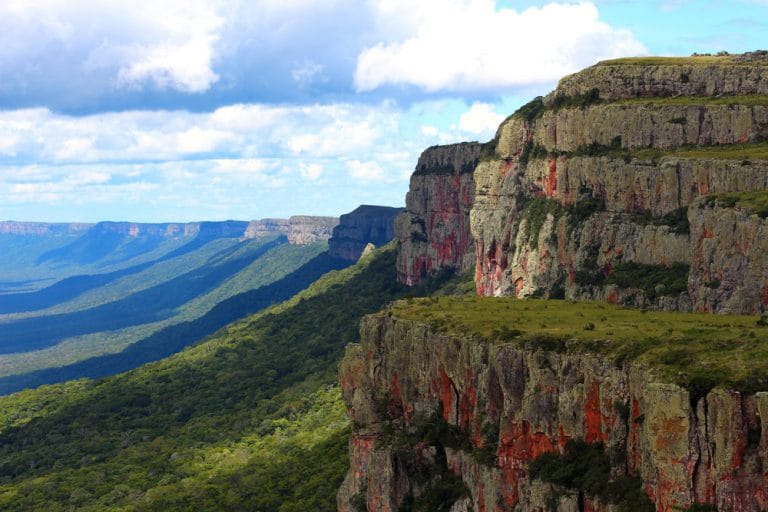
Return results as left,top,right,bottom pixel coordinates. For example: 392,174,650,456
286,215,339,245
396,143,481,284
0,222,93,236
329,206,404,261
688,197,768,314
338,313,768,512
242,216,339,244
394,54,768,313
242,218,291,240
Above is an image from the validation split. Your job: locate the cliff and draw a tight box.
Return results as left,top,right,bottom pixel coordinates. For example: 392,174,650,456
0,222,93,236
338,298,768,512
395,53,768,314
288,215,340,245
396,143,481,284
329,206,404,261
243,218,291,240
243,216,339,245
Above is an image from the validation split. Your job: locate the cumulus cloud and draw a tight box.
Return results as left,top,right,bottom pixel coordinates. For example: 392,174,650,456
348,160,387,181
299,162,324,181
459,102,505,135
0,100,419,221
355,1,647,92
0,0,224,102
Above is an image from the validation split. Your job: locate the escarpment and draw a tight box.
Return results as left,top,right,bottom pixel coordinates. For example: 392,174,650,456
395,54,768,313
338,301,768,512
396,142,482,284
0,222,93,236
329,206,404,261
244,215,339,244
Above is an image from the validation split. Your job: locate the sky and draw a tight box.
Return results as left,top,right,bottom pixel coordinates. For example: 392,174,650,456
0,0,767,222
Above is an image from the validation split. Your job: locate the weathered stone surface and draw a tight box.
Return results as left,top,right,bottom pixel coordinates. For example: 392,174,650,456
688,199,768,313
396,56,768,313
242,218,290,240
329,206,403,261
549,61,768,101
338,314,768,512
243,216,338,245
0,222,93,236
396,143,481,285
496,104,768,155
286,215,339,245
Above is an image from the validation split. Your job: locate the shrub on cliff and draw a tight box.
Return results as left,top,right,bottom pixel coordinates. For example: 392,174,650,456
528,439,654,512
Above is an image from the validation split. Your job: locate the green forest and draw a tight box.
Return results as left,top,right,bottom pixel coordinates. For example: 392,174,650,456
0,245,459,510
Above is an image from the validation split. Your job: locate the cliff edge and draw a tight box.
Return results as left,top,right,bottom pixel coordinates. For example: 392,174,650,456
396,53,768,314
339,298,768,512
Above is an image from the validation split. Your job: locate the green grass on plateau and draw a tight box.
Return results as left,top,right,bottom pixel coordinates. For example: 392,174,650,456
389,296,768,395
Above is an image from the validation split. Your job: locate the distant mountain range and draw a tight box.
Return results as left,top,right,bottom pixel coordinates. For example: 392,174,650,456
0,207,401,394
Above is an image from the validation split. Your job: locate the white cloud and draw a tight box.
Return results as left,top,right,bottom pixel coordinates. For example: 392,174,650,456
0,0,225,95
0,98,422,220
176,127,236,153
348,160,386,181
355,1,647,92
299,162,324,180
459,102,504,135
116,37,221,93
291,62,325,86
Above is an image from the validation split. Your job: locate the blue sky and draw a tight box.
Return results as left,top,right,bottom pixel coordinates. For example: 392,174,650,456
0,0,766,222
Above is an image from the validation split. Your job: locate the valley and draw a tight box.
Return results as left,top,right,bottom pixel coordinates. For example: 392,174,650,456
2,52,768,512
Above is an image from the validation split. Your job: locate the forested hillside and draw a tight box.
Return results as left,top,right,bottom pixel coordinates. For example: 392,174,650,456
0,225,346,394
0,245,466,510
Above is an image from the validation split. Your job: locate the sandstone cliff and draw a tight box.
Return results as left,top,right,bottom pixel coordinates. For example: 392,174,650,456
395,54,768,314
330,206,404,261
242,218,291,240
286,215,339,245
0,222,93,236
243,216,338,244
338,304,768,512
396,143,481,284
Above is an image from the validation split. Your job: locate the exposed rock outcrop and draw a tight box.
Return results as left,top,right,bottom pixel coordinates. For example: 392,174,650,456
243,216,338,244
396,143,481,284
0,222,93,236
394,54,768,313
243,218,291,240
287,216,339,245
550,57,768,101
338,314,768,512
688,197,768,313
329,206,403,261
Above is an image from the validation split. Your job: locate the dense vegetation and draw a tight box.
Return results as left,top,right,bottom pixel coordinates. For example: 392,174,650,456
528,440,654,512
705,190,768,218
0,245,457,510
0,235,336,391
390,296,768,394
0,250,349,395
605,261,690,300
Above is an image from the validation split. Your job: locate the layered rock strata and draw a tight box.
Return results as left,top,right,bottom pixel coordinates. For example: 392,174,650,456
395,54,768,313
338,314,768,512
286,216,339,245
396,143,481,284
0,222,93,236
329,206,404,261
242,218,290,240
242,216,339,244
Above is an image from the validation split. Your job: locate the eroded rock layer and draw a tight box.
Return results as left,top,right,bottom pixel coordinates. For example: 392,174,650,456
396,143,481,284
394,55,768,313
338,314,768,512
243,216,339,245
329,206,403,261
